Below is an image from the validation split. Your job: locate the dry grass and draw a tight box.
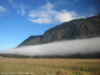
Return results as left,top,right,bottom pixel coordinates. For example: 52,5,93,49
0,57,100,75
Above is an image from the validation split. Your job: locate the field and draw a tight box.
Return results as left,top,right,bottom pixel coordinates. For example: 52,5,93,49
0,57,100,75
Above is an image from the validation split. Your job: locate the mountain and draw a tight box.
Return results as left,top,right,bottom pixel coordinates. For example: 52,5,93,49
18,14,100,47
18,35,42,46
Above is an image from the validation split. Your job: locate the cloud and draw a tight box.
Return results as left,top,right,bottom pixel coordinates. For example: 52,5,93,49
8,0,28,16
8,0,15,8
1,37,100,56
0,5,6,13
55,10,77,22
54,0,80,6
18,9,25,16
0,5,7,17
18,4,28,16
28,2,78,24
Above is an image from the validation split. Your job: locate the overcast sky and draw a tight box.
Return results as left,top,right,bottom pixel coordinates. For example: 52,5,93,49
0,0,100,50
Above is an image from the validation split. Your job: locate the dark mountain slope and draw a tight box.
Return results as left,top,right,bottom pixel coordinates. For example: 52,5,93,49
18,14,100,46
18,35,42,47
40,15,100,43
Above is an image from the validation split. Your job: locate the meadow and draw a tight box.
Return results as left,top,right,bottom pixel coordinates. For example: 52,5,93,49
0,57,100,75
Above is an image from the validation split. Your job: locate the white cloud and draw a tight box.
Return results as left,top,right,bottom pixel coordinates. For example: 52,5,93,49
8,0,28,16
55,10,77,22
0,5,7,17
28,18,53,24
18,5,28,16
28,2,78,24
8,0,15,8
54,0,80,6
0,5,6,13
18,9,25,16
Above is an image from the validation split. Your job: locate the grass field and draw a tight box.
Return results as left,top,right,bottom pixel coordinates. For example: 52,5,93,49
0,57,100,75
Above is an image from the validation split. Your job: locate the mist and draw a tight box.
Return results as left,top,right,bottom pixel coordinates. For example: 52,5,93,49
0,37,100,57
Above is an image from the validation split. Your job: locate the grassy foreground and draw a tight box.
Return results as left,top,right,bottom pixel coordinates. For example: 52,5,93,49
0,57,100,75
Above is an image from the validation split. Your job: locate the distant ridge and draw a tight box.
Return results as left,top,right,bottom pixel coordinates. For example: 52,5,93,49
18,14,100,47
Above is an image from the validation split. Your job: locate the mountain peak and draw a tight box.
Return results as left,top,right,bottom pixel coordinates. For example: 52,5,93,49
18,15,100,47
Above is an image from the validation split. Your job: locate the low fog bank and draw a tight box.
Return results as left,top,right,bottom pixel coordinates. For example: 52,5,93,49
0,37,100,57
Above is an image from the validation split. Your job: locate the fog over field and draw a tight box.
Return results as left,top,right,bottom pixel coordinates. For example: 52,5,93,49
0,37,100,56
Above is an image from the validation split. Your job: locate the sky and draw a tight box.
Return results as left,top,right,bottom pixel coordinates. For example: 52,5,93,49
0,0,100,50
